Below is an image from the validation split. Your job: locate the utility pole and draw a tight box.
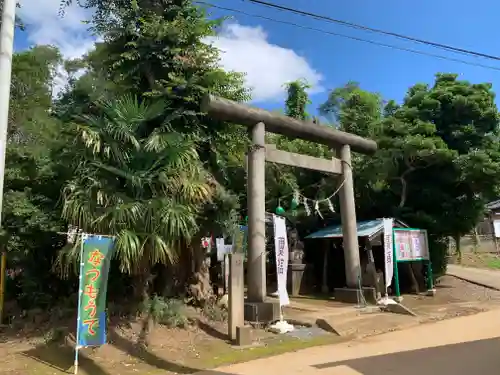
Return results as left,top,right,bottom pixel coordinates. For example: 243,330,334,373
0,0,16,324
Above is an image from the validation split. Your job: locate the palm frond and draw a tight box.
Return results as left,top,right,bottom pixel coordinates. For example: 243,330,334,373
92,201,146,233
143,233,178,265
114,229,143,273
52,239,82,279
61,95,214,276
156,198,199,241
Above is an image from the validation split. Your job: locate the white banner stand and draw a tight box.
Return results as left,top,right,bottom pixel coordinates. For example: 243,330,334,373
269,215,294,334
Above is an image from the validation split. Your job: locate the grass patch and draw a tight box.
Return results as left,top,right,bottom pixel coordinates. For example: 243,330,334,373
486,258,500,269
201,334,346,368
6,333,346,375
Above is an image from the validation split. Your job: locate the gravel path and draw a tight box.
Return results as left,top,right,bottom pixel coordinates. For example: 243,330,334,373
436,274,500,302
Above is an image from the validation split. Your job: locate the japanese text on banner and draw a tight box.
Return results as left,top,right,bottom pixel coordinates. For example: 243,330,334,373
77,235,114,347
383,218,394,291
273,215,290,306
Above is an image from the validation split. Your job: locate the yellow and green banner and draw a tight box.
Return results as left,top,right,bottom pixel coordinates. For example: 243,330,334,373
76,234,114,347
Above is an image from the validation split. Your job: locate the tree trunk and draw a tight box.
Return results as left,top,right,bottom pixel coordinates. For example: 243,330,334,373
454,234,462,263
398,176,408,208
153,263,182,298
131,250,154,348
136,267,153,348
132,269,151,303
472,227,480,253
186,241,213,306
396,165,419,293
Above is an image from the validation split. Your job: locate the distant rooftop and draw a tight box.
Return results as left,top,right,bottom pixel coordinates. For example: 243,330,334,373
486,200,500,211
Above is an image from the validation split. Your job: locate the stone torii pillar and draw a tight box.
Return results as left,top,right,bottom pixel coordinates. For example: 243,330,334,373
202,95,377,320
247,121,266,301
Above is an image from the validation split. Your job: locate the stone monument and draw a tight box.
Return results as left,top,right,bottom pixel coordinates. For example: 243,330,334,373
287,228,306,296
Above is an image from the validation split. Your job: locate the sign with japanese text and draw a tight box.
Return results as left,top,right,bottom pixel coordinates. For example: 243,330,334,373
394,229,429,261
77,235,115,347
272,215,290,306
383,218,394,292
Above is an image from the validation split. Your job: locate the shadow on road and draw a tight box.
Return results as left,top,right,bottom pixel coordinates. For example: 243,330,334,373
313,337,500,375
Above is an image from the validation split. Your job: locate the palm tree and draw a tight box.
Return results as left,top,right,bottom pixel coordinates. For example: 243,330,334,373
56,95,214,301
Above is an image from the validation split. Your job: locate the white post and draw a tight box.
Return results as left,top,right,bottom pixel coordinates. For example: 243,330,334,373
0,0,16,227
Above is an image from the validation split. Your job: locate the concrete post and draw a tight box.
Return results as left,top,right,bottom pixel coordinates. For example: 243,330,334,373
228,253,245,341
337,145,361,288
247,122,267,302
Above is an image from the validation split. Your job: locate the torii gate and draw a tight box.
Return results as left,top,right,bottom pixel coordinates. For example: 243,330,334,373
202,95,377,321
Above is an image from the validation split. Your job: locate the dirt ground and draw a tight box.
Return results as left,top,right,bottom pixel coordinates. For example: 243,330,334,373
404,275,500,315
2,275,500,375
0,310,342,375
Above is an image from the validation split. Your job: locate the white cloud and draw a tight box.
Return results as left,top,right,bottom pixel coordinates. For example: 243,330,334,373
16,4,322,103
18,0,96,95
205,23,323,102
18,0,96,59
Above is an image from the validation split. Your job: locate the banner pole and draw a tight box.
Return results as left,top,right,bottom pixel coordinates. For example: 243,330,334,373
74,234,86,375
0,250,6,324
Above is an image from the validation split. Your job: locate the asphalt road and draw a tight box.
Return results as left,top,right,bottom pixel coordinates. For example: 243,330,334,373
313,337,500,375
199,337,500,375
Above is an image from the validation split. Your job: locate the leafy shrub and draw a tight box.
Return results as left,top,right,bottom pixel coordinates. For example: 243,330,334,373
202,299,228,322
141,295,188,328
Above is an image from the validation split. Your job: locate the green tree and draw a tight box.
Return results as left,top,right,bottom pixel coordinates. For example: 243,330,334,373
320,75,500,276
285,79,311,121
320,82,386,218
397,74,500,262
9,46,62,141
3,46,71,309
56,0,251,304
56,95,214,301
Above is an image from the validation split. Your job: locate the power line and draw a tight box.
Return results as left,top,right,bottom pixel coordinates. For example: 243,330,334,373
198,2,500,72
241,0,500,62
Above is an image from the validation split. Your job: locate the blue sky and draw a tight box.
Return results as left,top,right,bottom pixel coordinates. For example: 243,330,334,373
14,0,500,118
208,0,500,115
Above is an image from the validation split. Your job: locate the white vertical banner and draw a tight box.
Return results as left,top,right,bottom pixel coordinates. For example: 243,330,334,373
273,214,290,306
215,238,225,261
216,239,232,292
494,220,500,238
224,244,232,291
383,218,394,293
